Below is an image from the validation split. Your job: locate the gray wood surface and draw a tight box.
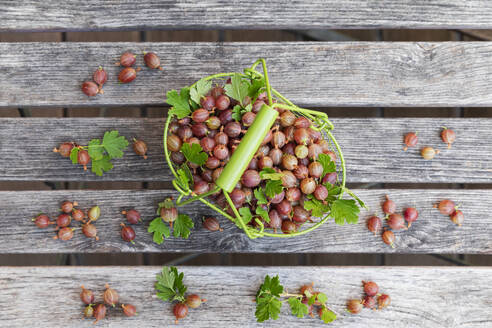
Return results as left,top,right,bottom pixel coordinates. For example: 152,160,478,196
2,189,490,254
3,1,492,31
1,266,491,327
4,42,492,107
0,118,490,183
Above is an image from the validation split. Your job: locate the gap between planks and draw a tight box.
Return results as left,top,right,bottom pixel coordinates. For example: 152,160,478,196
3,1,492,31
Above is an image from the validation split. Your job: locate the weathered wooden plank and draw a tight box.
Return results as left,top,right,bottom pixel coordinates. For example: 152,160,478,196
2,189,491,254
1,266,491,327
4,1,492,31
0,118,490,183
4,42,492,107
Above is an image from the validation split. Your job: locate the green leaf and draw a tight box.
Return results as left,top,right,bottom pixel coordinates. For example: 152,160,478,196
156,287,175,302
320,307,337,324
308,295,316,306
317,292,328,304
288,297,309,318
148,217,170,244
318,153,337,178
260,168,284,181
331,199,360,225
173,214,194,239
256,295,282,322
244,103,252,112
265,180,284,198
254,188,268,205
101,130,128,158
155,266,187,303
158,198,175,210
238,207,253,225
248,77,265,100
303,197,331,217
232,105,242,121
173,269,187,300
328,186,342,196
190,78,212,105
257,275,283,298
256,206,270,223
343,187,367,209
176,168,190,190
69,147,79,164
91,155,113,176
156,266,175,290
224,74,250,106
180,143,208,166
87,139,104,160
167,88,191,119
255,275,284,322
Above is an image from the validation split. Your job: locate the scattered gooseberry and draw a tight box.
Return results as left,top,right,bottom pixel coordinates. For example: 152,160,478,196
173,303,189,323
143,52,163,70
421,146,438,160
450,210,464,226
403,132,418,151
103,284,119,307
203,217,223,232
133,138,148,159
116,52,136,67
121,304,137,317
441,128,456,149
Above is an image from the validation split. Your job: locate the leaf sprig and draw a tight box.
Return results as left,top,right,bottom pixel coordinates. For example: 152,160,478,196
68,130,129,176
148,198,194,245
255,275,337,324
156,266,187,303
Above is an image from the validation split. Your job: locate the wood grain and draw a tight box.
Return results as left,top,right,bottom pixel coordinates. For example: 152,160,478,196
0,118,490,183
4,42,492,107
3,1,492,31
1,266,491,327
2,189,491,254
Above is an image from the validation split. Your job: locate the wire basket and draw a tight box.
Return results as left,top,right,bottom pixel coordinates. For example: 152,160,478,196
164,59,353,239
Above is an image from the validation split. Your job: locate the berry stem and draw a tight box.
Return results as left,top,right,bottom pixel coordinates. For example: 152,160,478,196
279,292,303,298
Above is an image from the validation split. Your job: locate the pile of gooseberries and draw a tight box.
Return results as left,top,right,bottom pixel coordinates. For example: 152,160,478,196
167,80,346,236
347,280,391,314
403,127,456,159
80,284,137,324
32,201,101,242
436,199,464,226
366,195,419,248
120,208,142,243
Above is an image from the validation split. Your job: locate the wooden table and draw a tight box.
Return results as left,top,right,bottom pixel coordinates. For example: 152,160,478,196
0,1,491,327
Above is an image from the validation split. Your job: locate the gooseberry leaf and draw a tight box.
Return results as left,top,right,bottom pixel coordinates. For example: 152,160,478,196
330,199,360,225
173,214,194,239
148,217,170,244
265,180,283,198
254,188,268,205
224,74,250,106
91,155,113,176
180,143,208,166
288,297,309,318
101,130,128,159
190,78,211,105
318,153,336,178
167,88,191,119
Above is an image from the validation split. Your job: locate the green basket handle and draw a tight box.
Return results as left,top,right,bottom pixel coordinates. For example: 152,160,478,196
215,104,278,193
